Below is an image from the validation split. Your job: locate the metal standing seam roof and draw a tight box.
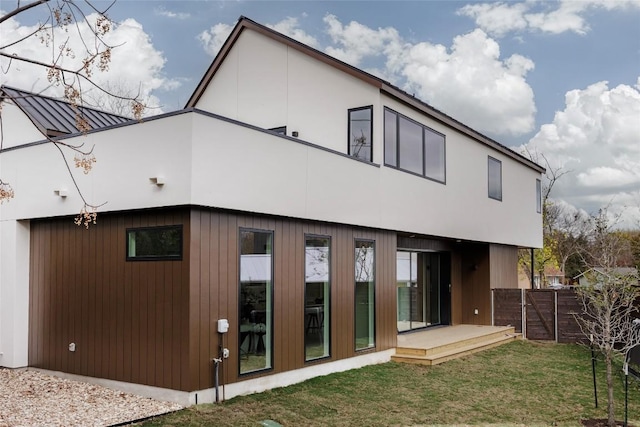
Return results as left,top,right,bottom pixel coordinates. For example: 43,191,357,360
1,86,131,136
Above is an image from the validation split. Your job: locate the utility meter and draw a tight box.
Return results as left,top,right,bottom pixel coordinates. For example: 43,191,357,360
217,319,229,334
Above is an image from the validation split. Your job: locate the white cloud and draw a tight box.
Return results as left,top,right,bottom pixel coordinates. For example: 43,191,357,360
198,22,234,57
198,17,318,58
458,0,640,37
457,2,530,37
0,13,178,115
154,6,190,20
268,17,319,48
320,16,536,136
522,78,640,226
323,14,402,66
401,29,536,136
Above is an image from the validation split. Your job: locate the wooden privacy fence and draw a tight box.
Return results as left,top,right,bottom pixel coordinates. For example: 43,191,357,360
492,289,584,343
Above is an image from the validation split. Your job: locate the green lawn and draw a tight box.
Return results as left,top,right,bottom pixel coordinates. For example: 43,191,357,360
139,341,640,426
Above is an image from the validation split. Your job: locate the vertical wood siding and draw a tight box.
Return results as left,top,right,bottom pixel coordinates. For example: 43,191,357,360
188,208,397,390
489,244,518,289
29,209,191,391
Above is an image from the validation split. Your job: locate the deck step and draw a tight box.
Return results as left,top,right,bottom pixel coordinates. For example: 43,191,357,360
392,328,519,366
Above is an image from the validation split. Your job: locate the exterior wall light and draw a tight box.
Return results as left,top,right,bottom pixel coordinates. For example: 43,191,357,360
149,176,165,186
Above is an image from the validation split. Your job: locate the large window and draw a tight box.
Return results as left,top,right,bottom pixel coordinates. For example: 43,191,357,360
239,229,273,374
126,225,182,261
355,240,375,351
384,107,446,183
305,236,330,361
488,156,502,201
348,106,372,162
536,179,542,213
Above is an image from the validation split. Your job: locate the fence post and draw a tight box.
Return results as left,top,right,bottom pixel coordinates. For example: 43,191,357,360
491,289,494,326
522,288,526,339
554,290,558,343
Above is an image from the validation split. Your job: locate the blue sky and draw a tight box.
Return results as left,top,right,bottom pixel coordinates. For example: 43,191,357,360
2,0,640,226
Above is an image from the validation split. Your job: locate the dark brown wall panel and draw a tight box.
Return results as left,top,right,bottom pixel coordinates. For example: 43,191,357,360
489,244,518,289
461,244,491,325
29,209,191,391
187,208,397,390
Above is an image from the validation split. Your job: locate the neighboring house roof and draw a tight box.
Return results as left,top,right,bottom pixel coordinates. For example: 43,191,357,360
186,16,545,174
1,86,130,137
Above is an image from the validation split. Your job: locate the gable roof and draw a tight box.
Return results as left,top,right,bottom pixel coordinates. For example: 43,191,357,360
186,16,545,174
1,86,130,137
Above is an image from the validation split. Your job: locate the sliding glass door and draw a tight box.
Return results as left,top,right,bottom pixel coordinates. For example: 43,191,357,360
396,251,444,332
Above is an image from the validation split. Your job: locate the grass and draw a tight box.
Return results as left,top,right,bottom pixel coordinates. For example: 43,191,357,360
139,341,640,426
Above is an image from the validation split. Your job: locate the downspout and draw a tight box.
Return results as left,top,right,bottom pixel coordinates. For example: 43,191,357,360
530,248,535,289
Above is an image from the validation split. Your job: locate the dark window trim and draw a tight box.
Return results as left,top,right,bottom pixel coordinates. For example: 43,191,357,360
268,126,287,135
536,178,542,214
383,107,446,184
488,156,503,201
354,238,376,352
238,227,275,377
125,225,183,261
304,233,332,363
348,105,373,162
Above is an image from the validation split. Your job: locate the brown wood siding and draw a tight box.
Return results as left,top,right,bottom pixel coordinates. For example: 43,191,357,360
489,244,518,289
28,209,191,391
187,208,397,390
461,244,491,325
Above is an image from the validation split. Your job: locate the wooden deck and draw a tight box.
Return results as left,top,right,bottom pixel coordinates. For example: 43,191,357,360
391,324,519,366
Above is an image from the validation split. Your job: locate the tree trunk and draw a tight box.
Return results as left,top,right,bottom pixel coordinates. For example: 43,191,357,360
605,351,616,427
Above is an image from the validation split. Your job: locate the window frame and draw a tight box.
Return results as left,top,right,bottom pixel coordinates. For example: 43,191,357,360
488,156,503,201
125,225,183,261
304,234,331,362
383,107,446,184
238,227,275,376
348,106,373,162
269,126,287,135
536,178,542,214
354,238,376,352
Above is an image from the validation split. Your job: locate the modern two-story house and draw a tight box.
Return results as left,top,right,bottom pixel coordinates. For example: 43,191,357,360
0,17,544,404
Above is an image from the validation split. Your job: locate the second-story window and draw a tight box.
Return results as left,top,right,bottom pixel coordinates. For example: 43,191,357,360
383,107,446,183
488,156,502,201
536,179,542,213
348,106,372,162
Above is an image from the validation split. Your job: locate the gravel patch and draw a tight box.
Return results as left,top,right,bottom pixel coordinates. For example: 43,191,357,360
0,368,183,427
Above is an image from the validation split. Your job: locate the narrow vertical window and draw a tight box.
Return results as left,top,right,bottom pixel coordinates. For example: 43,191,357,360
239,229,273,374
305,236,330,361
355,240,375,351
399,116,423,175
424,129,446,183
488,156,502,201
348,106,373,162
384,109,397,167
536,179,542,213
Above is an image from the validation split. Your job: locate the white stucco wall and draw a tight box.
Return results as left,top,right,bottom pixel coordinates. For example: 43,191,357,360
0,220,30,368
190,113,541,247
0,102,45,149
0,112,193,221
197,29,380,155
